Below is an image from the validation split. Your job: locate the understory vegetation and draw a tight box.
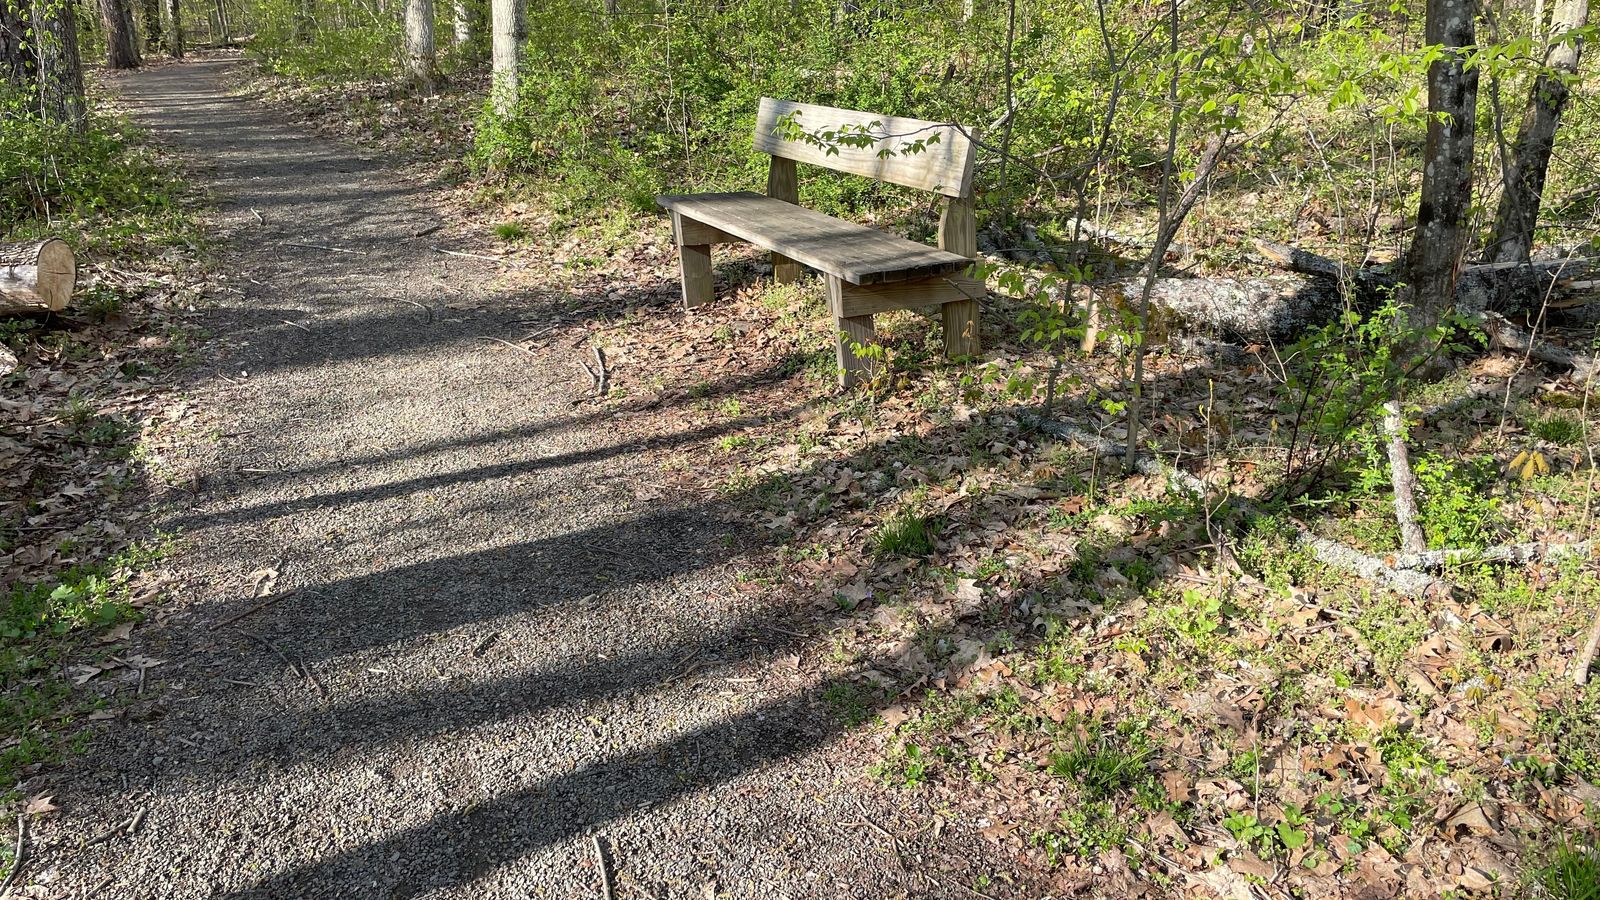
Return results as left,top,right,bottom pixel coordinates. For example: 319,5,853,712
192,0,1600,889
3,0,1599,889
1,98,209,812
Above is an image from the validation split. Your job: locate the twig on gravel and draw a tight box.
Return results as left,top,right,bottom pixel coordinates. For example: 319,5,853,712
472,631,501,658
590,835,615,900
281,319,312,333
282,242,366,255
126,807,147,835
578,356,599,392
0,814,26,899
412,222,444,238
480,336,541,361
209,590,299,631
1575,603,1600,686
249,207,264,225
432,246,510,266
395,298,434,324
238,631,327,699
522,325,558,343
593,347,610,397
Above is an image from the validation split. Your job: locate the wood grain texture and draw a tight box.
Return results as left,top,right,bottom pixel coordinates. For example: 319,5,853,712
0,239,75,312
835,275,981,317
672,212,737,246
942,299,980,357
829,277,880,387
753,97,976,197
938,195,977,258
678,242,714,310
657,192,969,285
766,156,803,283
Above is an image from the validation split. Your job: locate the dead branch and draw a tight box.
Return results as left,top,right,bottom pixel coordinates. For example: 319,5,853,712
1479,311,1599,382
1382,402,1427,553
1027,416,1449,596
1389,540,1593,570
591,835,615,900
592,347,610,397
0,814,25,898
282,242,366,255
1576,604,1600,686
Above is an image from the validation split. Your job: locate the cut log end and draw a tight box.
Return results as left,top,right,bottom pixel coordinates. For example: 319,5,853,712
1,239,77,313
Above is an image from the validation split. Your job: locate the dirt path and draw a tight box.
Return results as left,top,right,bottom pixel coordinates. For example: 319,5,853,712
23,58,992,899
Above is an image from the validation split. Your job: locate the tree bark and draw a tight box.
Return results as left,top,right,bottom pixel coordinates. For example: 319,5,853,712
1383,401,1428,553
2,0,36,97
141,0,164,52
403,0,438,93
1485,0,1588,265
490,0,523,115
213,0,230,43
1404,0,1479,328
452,0,484,58
33,0,87,129
99,0,143,68
166,0,185,57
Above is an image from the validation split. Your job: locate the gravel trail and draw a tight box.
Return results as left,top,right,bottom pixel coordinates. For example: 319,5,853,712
21,58,994,900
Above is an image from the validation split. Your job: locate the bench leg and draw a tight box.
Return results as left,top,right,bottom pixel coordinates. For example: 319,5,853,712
773,253,802,284
942,297,980,359
827,275,880,388
835,312,878,388
678,243,714,310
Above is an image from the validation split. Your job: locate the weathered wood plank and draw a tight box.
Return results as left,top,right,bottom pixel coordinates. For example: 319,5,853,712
658,192,969,285
829,276,880,387
942,298,981,358
678,242,714,310
766,156,803,284
938,195,977,258
753,97,976,198
673,212,737,246
835,275,980,317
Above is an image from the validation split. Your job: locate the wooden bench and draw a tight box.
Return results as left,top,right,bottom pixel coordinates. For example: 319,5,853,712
657,97,981,387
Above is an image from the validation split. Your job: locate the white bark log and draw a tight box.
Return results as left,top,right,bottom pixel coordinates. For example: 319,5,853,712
1383,402,1427,553
1,240,76,312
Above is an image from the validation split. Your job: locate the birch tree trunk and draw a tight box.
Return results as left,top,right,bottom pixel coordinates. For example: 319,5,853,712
1403,0,1479,328
490,0,523,115
1485,0,1589,265
166,0,185,57
453,0,485,61
403,0,438,93
99,0,143,68
33,0,87,129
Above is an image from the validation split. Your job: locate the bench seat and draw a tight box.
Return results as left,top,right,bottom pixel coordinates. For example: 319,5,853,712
656,191,970,286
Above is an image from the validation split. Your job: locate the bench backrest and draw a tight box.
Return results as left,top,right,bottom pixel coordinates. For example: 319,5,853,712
753,97,977,199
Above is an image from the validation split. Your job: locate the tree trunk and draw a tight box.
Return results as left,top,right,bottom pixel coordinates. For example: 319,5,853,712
141,0,164,51
489,0,523,115
1485,0,1588,265
33,0,87,129
403,0,438,93
1404,0,1479,328
452,0,484,55
2,0,37,97
166,0,185,57
100,0,143,68
213,0,230,42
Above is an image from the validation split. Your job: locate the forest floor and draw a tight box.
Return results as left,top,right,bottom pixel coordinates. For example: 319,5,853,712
6,52,1600,900
8,55,1028,899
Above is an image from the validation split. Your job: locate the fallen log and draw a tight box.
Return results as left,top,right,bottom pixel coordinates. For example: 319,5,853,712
1,239,76,313
1112,241,1599,342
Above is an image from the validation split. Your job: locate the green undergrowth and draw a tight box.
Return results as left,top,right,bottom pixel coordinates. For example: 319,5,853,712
0,110,199,256
0,536,172,802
